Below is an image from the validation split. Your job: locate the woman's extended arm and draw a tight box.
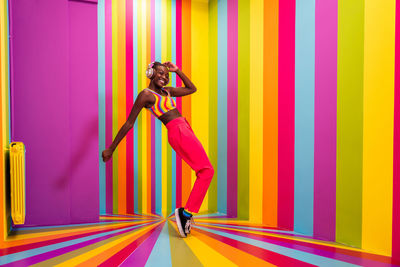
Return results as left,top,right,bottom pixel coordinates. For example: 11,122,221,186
102,91,151,162
163,61,197,97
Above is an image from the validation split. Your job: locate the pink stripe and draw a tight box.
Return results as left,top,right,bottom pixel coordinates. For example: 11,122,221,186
126,0,134,215
227,0,238,218
175,0,182,207
105,0,113,214
278,0,295,230
392,0,400,262
150,0,156,214
313,0,337,240
151,0,155,62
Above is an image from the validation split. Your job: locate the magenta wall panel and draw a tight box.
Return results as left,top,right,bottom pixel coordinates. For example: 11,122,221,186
9,0,98,226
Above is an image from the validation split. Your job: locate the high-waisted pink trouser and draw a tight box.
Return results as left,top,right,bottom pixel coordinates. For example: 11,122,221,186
166,117,214,213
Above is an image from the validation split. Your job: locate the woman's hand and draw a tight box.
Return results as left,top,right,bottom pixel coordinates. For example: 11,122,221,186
163,61,179,72
102,148,113,162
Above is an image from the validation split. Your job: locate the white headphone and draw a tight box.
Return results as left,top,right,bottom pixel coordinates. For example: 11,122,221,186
146,62,156,79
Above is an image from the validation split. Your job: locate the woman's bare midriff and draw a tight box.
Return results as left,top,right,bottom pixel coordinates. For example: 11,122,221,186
158,108,182,125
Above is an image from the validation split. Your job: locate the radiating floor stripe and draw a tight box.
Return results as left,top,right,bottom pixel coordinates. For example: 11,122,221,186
145,221,172,266
167,221,202,266
0,215,396,266
195,225,358,266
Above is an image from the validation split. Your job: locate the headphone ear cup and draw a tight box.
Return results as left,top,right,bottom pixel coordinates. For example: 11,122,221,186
146,68,154,79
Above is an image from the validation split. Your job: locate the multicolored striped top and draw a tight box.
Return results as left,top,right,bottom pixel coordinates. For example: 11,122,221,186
144,88,177,118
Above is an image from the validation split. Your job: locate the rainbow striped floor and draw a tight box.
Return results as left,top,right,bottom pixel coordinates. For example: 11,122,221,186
0,214,398,266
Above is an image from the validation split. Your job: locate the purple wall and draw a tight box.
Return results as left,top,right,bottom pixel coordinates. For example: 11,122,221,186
10,0,99,226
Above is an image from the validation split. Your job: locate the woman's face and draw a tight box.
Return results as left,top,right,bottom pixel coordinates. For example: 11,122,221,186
153,65,169,87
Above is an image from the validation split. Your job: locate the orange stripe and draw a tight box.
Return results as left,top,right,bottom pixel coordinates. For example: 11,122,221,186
146,0,152,214
262,0,279,227
181,0,192,206
117,0,127,215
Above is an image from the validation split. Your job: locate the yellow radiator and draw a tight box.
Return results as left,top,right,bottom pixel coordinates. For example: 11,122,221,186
10,142,26,225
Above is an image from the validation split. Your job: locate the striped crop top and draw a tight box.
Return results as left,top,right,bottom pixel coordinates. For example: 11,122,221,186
144,88,177,118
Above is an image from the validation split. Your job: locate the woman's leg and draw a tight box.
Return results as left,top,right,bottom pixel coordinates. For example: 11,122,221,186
168,119,214,213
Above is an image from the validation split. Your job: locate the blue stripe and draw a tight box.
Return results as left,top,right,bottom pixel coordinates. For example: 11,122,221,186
171,0,177,213
98,0,106,215
145,222,172,266
155,0,162,216
217,0,228,214
133,0,139,214
294,0,315,236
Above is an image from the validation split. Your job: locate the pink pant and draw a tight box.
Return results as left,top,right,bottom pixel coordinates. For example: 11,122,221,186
166,117,214,213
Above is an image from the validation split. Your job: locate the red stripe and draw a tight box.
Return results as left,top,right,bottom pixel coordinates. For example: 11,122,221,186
278,0,296,230
194,228,314,266
125,0,134,215
392,0,400,262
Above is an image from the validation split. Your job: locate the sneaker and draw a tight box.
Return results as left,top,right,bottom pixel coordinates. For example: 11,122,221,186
174,207,193,237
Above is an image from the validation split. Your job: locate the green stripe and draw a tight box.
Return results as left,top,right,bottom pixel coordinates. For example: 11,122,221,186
167,221,202,266
237,0,250,220
208,0,218,212
112,0,119,214
336,0,364,247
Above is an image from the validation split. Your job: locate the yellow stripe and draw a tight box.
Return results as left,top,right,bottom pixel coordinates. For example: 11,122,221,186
169,222,235,266
249,0,263,224
0,0,8,242
161,0,168,218
361,0,395,256
141,0,148,214
191,0,209,213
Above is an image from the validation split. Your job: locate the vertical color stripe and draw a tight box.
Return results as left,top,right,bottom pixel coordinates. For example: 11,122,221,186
362,0,395,256
133,0,139,214
191,0,209,212
393,0,400,260
314,0,337,241
126,0,134,215
217,0,227,215
98,0,106,215
208,0,218,213
237,0,250,220
226,0,238,218
278,0,295,230
249,0,263,224
262,0,279,227
336,0,364,247
117,0,127,215
294,0,315,236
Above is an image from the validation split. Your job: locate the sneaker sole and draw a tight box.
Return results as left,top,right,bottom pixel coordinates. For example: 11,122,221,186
174,208,186,238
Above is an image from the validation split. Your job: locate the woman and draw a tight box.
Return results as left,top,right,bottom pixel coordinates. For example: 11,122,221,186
102,61,214,238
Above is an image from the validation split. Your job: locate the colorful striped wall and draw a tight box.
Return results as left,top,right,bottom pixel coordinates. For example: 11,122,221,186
97,0,400,257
